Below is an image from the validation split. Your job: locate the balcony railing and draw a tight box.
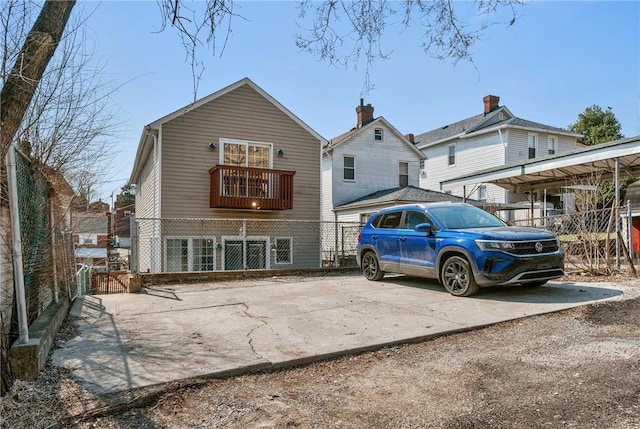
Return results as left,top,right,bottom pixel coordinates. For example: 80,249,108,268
209,165,295,210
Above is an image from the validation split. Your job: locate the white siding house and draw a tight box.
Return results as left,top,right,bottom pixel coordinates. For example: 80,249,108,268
321,101,425,223
416,95,582,219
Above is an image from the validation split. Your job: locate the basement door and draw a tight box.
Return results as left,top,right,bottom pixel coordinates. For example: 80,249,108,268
223,239,267,270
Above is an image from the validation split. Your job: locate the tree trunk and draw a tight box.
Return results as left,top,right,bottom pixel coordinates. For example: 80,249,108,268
0,0,76,161
0,0,75,396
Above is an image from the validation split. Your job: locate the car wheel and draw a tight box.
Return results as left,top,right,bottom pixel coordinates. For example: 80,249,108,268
522,280,547,287
441,255,480,297
361,251,384,281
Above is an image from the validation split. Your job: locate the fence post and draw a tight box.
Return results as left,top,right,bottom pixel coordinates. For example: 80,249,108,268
333,215,339,268
130,215,138,275
5,146,29,343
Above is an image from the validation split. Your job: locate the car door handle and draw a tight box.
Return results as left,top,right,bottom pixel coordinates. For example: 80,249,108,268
372,235,378,240
399,237,406,242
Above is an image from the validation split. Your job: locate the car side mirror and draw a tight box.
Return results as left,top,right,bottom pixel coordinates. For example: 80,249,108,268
414,222,432,235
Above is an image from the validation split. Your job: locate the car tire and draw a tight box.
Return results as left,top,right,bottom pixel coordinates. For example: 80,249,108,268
522,280,548,287
362,251,384,281
441,255,480,297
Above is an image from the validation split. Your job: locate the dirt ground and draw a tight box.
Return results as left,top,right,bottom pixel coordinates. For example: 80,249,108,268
2,274,639,429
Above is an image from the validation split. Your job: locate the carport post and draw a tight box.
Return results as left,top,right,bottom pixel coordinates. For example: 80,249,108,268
628,200,634,264
615,157,620,267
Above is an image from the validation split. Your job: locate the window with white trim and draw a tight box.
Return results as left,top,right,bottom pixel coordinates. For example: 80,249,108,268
274,237,292,264
192,238,215,271
220,138,272,168
166,238,189,272
478,185,487,201
447,144,456,166
165,237,216,272
399,162,409,187
548,136,557,155
528,134,538,159
343,156,355,180
359,213,373,226
374,128,383,141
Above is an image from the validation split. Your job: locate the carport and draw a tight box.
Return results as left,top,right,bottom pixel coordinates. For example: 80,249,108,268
440,136,640,264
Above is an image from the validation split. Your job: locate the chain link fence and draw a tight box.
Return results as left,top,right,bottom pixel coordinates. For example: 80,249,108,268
132,218,362,274
132,206,637,276
2,146,78,345
511,205,632,273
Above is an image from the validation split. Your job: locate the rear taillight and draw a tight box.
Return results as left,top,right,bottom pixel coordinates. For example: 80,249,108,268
357,233,361,242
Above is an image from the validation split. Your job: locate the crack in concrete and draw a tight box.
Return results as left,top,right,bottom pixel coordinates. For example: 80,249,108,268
239,303,277,359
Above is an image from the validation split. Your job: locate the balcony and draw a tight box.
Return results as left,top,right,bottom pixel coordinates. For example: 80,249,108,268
209,165,295,210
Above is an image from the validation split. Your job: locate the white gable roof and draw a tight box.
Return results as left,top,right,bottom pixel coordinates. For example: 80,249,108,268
324,117,425,159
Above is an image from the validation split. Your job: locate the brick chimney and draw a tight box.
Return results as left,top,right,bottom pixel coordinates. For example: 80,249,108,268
483,95,500,115
356,98,375,128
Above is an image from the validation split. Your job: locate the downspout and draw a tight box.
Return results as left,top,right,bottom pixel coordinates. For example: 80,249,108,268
6,146,29,343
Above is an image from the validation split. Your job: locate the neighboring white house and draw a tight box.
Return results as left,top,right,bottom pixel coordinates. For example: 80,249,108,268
415,95,583,220
321,100,425,223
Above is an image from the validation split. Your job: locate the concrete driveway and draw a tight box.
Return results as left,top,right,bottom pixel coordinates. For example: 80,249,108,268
51,273,627,394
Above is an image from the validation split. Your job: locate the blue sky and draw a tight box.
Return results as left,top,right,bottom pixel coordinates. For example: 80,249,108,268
82,1,640,201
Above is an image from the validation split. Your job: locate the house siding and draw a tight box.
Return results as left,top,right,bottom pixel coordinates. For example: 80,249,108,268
134,140,162,273
506,129,576,163
320,154,334,221
135,145,160,218
421,131,507,203
330,122,421,209
160,84,321,221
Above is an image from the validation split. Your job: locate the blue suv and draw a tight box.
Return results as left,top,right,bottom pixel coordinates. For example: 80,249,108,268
356,203,564,296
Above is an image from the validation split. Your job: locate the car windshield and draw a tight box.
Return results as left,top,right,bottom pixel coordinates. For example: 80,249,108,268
428,205,505,229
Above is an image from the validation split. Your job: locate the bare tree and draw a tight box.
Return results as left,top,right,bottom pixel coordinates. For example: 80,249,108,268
16,6,119,191
157,0,524,97
0,0,76,162
0,0,120,394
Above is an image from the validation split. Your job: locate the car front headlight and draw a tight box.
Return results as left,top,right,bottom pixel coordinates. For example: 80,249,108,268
475,240,515,251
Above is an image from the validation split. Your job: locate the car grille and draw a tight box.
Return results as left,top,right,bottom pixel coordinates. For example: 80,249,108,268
509,239,559,255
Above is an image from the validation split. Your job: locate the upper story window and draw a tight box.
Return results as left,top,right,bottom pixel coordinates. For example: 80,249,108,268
447,144,456,166
528,134,538,159
548,136,557,155
220,138,272,168
343,155,355,180
399,162,409,187
374,128,383,141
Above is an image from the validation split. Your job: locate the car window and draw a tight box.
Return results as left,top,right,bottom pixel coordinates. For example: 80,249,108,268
428,205,505,229
403,210,432,230
377,212,402,229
